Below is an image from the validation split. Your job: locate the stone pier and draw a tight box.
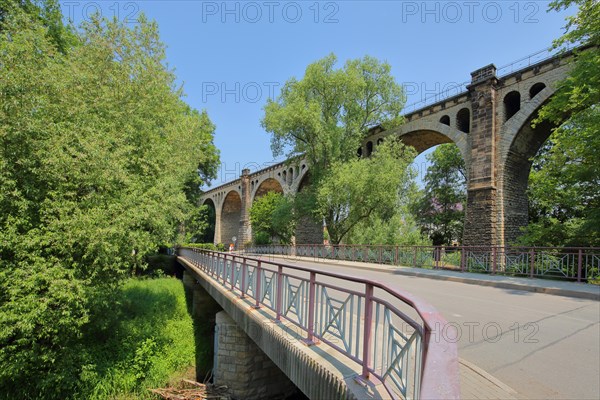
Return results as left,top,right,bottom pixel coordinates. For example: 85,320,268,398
182,271,222,381
214,311,296,400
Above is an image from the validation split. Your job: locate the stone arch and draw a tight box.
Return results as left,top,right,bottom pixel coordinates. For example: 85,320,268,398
439,115,450,126
503,90,521,121
529,82,546,99
221,190,242,246
201,198,217,243
500,85,562,244
395,121,469,166
456,108,470,133
252,177,284,201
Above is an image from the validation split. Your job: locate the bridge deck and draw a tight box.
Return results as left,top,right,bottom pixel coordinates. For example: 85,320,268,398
178,248,461,400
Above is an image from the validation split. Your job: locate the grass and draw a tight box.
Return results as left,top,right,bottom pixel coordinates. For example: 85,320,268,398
75,277,197,399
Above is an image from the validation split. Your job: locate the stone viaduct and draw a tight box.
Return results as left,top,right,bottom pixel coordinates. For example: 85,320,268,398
201,47,582,248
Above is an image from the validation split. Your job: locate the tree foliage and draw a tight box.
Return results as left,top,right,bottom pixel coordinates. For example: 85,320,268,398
0,10,218,398
262,55,410,245
316,140,416,245
0,0,75,52
345,201,430,246
262,54,405,176
250,192,295,244
521,0,600,246
411,144,466,246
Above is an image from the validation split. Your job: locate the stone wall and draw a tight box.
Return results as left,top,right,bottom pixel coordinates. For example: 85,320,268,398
214,311,296,400
295,215,323,245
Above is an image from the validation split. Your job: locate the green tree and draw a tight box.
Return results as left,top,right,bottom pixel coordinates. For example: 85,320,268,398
521,0,600,246
316,140,416,245
250,192,295,244
0,11,218,398
411,144,466,246
262,54,405,176
262,54,408,244
345,201,431,246
0,0,75,52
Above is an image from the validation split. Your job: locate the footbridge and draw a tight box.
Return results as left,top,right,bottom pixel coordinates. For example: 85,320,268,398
177,247,460,400
201,45,592,248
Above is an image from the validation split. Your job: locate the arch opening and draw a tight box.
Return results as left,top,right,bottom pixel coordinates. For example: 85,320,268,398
502,99,560,245
504,91,521,121
253,177,284,201
413,142,466,246
198,198,216,243
398,130,454,156
456,108,470,133
366,141,373,157
439,115,450,126
529,82,546,99
357,146,363,157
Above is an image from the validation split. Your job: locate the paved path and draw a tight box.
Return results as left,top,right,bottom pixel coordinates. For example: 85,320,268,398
257,254,600,400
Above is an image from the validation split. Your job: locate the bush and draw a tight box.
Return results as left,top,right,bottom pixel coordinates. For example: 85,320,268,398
76,278,196,399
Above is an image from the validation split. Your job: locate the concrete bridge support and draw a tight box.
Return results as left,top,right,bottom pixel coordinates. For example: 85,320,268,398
214,311,296,400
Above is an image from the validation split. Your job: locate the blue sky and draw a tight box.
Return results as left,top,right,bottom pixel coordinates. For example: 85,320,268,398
60,1,574,187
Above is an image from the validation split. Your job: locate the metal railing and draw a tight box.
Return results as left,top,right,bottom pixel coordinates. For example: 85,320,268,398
246,244,600,283
178,248,460,400
402,44,576,116
402,80,470,115
496,43,574,78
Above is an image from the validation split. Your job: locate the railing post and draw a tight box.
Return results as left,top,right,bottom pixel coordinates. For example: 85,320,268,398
492,247,497,275
413,246,417,268
362,284,374,379
254,261,262,308
577,249,583,283
305,272,316,344
379,245,382,264
223,254,228,285
276,265,283,322
240,258,247,298
230,255,235,290
461,246,466,272
530,249,535,278
394,245,399,265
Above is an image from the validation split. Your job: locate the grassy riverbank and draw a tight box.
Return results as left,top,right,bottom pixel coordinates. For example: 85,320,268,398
75,277,197,399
